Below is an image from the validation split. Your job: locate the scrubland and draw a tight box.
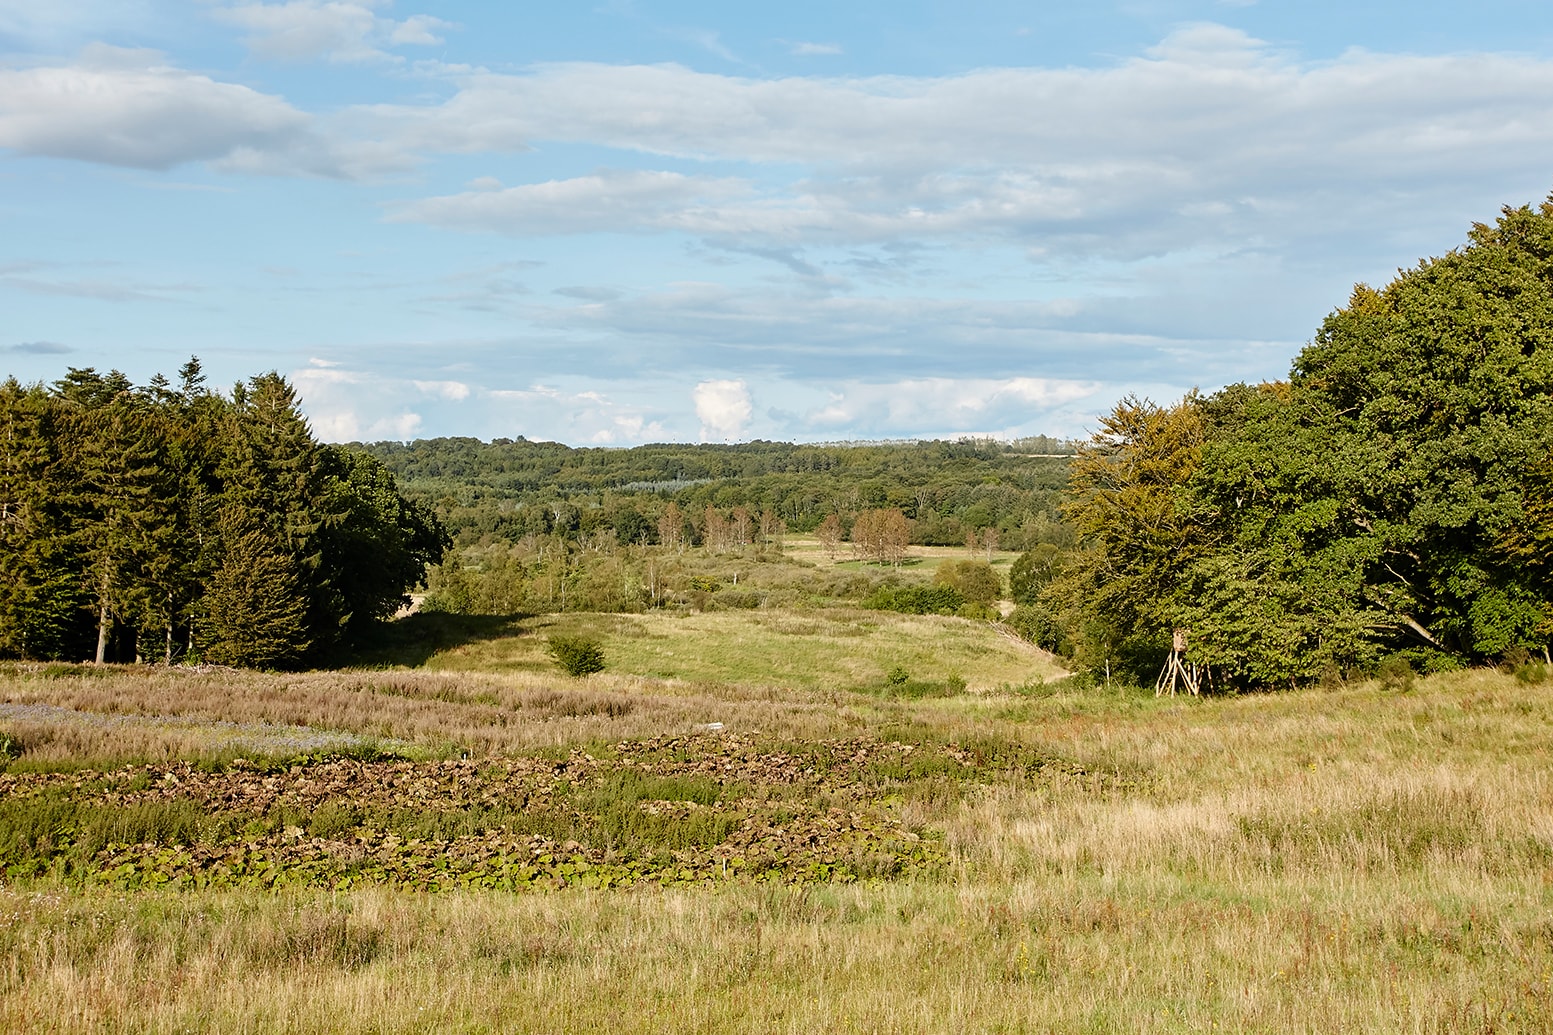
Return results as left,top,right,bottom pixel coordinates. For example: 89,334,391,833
1,615,1551,1033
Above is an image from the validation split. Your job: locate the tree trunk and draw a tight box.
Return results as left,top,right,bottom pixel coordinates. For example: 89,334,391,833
164,591,175,665
95,600,110,664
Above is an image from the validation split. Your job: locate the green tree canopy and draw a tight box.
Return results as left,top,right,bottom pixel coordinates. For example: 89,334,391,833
0,362,447,668
1045,197,1553,688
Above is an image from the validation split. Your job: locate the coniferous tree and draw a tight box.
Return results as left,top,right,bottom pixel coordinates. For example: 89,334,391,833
0,360,445,667
202,509,312,668
54,369,168,663
0,380,85,658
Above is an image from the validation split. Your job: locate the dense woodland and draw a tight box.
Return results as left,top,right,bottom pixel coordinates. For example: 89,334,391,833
359,435,1075,550
0,363,446,668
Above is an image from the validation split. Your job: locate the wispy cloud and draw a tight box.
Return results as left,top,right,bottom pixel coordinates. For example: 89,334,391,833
213,1,458,63
3,341,72,355
389,170,753,236
376,27,1553,270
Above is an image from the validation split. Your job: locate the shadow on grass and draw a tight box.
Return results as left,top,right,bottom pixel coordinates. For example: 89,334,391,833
334,612,529,669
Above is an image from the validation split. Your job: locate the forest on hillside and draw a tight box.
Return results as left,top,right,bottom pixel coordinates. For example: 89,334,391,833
358,435,1075,550
0,363,446,668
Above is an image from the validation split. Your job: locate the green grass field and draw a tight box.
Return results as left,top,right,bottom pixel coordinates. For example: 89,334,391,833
411,608,1062,691
2,612,1551,1033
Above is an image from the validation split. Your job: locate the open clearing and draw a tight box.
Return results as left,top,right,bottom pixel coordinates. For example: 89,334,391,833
2,619,1552,1032
412,608,1063,691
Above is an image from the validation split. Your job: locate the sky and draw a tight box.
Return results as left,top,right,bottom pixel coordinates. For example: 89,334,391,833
4,2,1553,445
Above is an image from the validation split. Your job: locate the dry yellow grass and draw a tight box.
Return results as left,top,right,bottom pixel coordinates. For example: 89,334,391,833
4,663,1553,1031
782,533,1021,571
0,664,873,761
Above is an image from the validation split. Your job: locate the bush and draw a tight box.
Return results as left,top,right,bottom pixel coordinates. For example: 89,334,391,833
1005,604,1071,655
1009,544,1065,603
546,635,605,677
1514,660,1549,685
934,561,1001,605
1375,655,1415,692
865,584,964,615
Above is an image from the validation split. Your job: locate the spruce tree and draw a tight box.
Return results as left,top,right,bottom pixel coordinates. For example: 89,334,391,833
202,509,311,668
0,380,86,658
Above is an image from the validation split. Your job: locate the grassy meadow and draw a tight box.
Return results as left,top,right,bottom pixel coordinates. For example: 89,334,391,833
408,608,1060,690
2,607,1552,1032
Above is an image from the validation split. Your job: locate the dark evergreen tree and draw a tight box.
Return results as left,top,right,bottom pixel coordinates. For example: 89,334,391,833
0,380,86,659
202,509,312,668
0,360,444,668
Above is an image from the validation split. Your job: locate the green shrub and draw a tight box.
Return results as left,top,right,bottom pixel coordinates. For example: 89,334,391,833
1009,544,1065,603
865,584,964,615
546,635,606,677
1005,604,1071,655
1375,655,1415,692
1514,660,1549,685
934,560,1001,605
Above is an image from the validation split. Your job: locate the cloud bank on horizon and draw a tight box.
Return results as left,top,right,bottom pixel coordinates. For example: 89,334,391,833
3,1,1553,444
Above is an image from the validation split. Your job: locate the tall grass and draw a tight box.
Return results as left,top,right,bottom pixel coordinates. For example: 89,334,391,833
3,664,1552,1030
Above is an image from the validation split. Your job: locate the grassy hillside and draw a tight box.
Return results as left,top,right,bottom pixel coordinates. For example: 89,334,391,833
2,649,1551,1031
392,609,1060,692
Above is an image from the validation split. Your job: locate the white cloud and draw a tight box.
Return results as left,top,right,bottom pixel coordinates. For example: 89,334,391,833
381,32,1553,176
3,340,71,355
412,378,470,400
0,45,310,170
791,42,843,56
214,1,457,63
390,170,751,236
290,362,672,444
800,377,1099,436
372,411,422,439
388,13,454,46
12,24,1553,237
376,31,1553,262
693,378,753,441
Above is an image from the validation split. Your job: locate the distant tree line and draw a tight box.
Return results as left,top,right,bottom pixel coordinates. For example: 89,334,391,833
0,362,447,668
358,435,1076,553
1014,200,1553,689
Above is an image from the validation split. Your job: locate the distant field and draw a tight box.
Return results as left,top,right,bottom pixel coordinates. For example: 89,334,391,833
781,534,1021,576
414,608,1061,691
3,641,1552,1031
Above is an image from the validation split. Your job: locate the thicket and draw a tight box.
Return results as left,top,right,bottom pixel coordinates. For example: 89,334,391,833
0,361,446,667
1024,199,1553,690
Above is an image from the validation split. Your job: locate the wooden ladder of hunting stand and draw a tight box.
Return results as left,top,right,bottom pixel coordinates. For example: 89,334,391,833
1156,627,1201,697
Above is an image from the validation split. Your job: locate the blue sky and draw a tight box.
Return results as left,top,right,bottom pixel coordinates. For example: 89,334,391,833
4,2,1553,444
